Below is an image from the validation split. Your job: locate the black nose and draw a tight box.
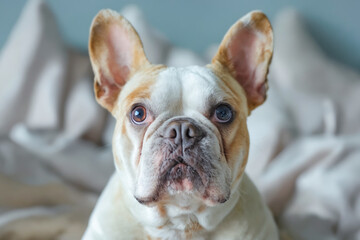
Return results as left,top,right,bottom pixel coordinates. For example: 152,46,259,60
163,120,203,147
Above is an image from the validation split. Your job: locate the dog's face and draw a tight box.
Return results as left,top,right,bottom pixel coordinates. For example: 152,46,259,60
115,65,249,207
89,10,273,207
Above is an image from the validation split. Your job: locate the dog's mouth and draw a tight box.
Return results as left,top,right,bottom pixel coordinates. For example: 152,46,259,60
160,157,205,192
134,142,230,206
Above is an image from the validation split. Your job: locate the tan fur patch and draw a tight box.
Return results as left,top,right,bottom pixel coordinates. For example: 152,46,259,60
197,204,207,213
115,65,166,167
146,235,161,240
250,12,272,37
185,221,204,239
122,65,166,108
157,204,167,218
208,63,250,184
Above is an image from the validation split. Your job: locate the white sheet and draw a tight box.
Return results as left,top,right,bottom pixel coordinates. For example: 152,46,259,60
0,1,359,239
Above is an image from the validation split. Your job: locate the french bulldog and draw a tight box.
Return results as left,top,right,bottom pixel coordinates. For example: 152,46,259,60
83,8,278,240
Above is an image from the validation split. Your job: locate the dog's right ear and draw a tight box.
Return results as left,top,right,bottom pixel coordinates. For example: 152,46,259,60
89,9,150,112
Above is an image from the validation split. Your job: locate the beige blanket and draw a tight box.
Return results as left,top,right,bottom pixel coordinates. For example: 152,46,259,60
0,1,359,239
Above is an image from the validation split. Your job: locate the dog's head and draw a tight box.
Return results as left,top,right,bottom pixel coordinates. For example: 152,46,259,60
89,10,273,207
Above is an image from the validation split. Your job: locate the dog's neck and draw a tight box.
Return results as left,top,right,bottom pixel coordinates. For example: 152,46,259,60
119,172,241,239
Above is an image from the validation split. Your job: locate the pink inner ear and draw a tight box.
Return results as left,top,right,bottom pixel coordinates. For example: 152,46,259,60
228,27,266,104
106,24,132,87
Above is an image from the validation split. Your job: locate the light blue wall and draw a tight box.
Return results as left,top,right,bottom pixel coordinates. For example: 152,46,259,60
1,0,359,70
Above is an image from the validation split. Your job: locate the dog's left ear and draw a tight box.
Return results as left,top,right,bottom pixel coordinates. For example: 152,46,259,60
212,11,273,112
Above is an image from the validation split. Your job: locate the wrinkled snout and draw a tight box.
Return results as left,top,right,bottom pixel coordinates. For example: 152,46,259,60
135,117,231,205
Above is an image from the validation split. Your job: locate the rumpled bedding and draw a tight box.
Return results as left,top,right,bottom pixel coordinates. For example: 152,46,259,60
0,0,359,239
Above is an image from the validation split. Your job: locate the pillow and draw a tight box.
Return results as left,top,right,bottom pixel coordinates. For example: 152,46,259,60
0,0,66,134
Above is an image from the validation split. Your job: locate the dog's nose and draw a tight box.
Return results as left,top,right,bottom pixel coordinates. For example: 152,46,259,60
163,120,203,147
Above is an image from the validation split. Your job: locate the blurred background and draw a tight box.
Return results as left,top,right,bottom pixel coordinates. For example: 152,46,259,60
1,0,360,70
1,1,360,239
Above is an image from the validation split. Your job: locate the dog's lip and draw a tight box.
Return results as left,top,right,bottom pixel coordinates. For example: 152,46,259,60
159,156,209,188
160,157,187,175
137,157,217,205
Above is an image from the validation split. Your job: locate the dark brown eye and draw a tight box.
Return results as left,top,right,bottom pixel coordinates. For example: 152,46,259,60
214,104,233,123
131,106,147,124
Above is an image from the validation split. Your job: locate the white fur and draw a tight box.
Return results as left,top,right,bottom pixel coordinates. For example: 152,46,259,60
83,66,278,240
83,173,278,240
134,66,231,203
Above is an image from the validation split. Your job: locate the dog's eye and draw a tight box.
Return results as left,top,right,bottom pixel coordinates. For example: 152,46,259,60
214,104,233,123
131,106,147,124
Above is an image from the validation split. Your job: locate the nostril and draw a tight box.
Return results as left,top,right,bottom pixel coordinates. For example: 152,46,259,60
169,128,177,139
164,125,179,139
182,123,202,141
187,127,195,138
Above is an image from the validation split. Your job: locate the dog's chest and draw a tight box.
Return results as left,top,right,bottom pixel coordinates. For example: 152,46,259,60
144,200,207,239
145,214,204,240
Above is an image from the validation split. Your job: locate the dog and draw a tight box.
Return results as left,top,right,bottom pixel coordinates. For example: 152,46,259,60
83,8,277,240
